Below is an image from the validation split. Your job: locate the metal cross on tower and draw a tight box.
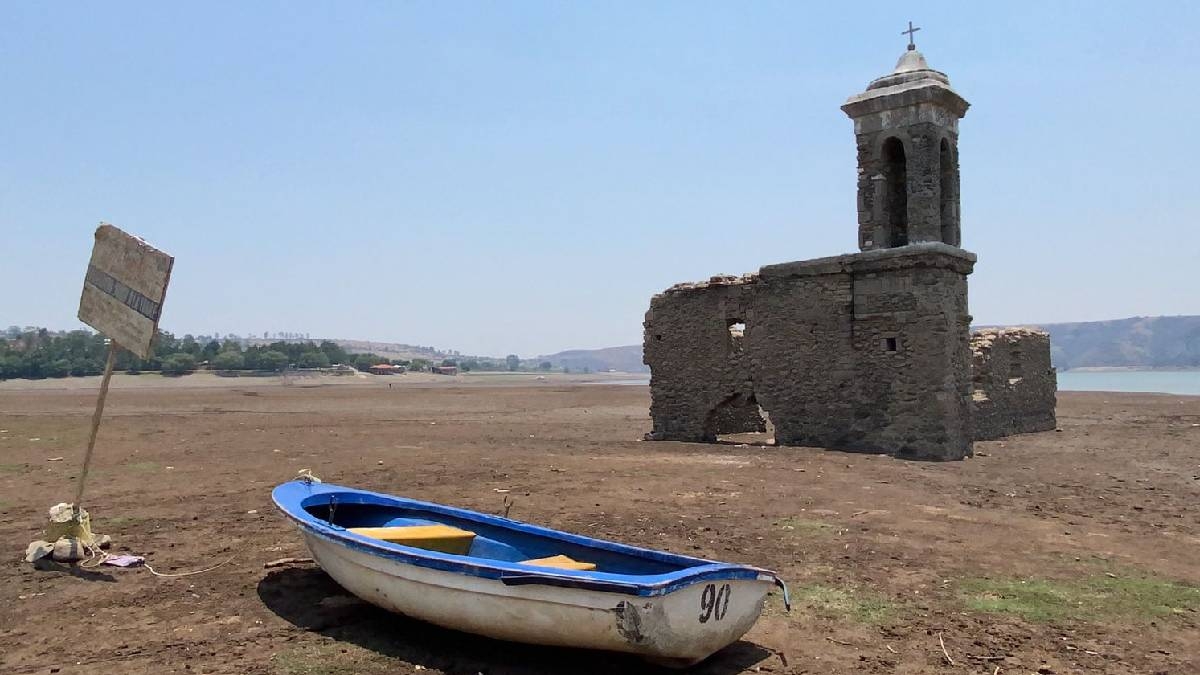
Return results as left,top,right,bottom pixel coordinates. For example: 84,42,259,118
902,21,921,50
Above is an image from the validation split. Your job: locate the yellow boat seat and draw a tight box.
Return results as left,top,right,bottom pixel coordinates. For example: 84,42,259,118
348,524,476,555
520,554,597,571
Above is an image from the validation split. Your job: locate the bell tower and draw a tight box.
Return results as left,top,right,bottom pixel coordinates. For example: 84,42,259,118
842,26,969,251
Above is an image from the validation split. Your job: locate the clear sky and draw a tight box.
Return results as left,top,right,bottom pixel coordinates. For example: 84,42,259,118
2,3,1197,357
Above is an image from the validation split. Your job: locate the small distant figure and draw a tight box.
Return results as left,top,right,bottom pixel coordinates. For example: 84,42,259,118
388,383,392,390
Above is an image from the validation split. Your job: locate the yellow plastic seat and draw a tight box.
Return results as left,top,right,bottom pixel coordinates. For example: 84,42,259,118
349,524,476,555
520,554,596,571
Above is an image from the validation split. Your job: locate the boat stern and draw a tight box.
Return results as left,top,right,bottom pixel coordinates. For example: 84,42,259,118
612,575,776,666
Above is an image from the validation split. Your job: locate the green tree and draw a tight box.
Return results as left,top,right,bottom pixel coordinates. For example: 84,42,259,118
352,354,388,371
258,350,289,372
181,334,201,356
297,351,331,368
506,354,520,371
153,330,179,362
46,359,71,378
69,359,102,376
200,340,221,362
161,353,197,376
211,351,244,370
318,341,350,365
0,355,22,380
538,361,552,371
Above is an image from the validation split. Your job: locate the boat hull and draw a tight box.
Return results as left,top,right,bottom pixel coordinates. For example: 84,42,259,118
300,527,773,665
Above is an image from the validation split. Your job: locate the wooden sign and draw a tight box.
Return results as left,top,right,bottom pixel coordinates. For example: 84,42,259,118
77,223,174,359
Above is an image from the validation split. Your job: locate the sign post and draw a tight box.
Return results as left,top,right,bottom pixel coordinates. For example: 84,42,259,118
73,223,174,516
72,343,118,513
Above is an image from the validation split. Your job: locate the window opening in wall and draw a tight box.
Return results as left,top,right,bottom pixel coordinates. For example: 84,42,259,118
884,337,898,352
727,320,745,354
882,137,908,247
939,138,957,245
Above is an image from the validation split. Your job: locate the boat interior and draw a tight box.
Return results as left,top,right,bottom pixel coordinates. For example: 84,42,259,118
303,496,697,576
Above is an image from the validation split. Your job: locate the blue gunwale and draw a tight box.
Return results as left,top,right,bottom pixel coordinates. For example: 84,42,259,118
272,480,774,597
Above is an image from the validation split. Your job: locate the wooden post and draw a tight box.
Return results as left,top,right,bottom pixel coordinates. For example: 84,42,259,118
73,341,119,516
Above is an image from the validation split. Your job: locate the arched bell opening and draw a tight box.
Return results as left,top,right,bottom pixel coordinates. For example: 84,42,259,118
881,137,909,247
939,137,959,246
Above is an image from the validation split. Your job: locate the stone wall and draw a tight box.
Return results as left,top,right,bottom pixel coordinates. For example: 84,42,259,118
643,47,1056,460
643,275,761,441
850,118,962,251
970,328,1057,440
644,243,976,460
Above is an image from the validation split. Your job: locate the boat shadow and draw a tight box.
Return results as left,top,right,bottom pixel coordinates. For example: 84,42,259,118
258,566,775,674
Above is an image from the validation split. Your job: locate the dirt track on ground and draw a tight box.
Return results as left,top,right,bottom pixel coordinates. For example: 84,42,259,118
1,380,1197,674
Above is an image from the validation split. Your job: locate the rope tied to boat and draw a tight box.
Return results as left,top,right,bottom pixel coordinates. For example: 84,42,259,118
772,576,792,612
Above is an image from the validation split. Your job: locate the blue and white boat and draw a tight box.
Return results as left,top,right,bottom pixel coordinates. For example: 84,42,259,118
272,479,788,667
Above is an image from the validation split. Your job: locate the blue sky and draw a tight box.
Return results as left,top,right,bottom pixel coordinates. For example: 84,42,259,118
2,3,1196,357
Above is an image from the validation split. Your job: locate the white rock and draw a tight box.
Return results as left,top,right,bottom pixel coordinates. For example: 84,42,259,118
25,540,53,563
51,538,86,562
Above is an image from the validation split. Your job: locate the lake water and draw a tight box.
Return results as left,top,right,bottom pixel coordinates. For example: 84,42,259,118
1056,370,1200,396
596,371,1200,396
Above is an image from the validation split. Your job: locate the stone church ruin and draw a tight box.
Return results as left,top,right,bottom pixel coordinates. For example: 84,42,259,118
970,328,1057,441
643,37,1056,460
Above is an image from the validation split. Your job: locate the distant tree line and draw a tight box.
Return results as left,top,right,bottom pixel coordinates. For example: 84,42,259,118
0,327,407,380
1,326,586,380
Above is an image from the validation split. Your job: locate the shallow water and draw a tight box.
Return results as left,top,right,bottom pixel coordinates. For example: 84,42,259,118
1056,370,1200,396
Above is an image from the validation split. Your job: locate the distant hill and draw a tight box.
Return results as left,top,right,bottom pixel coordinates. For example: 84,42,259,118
1032,315,1200,370
539,345,648,373
542,315,1200,373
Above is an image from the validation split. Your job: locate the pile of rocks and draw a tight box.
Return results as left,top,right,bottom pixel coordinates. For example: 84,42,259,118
25,503,113,564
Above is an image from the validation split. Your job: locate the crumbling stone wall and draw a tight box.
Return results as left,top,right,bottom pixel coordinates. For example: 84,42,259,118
643,46,1056,460
970,328,1057,440
644,244,976,460
643,275,763,441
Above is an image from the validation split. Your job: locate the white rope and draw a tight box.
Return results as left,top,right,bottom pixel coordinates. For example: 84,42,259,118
144,556,235,577
78,546,235,577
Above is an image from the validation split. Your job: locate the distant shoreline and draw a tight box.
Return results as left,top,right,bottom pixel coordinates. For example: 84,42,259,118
0,369,651,392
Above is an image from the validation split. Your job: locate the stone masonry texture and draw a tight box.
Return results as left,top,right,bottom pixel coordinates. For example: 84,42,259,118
644,245,977,461
642,45,1056,461
970,328,1058,440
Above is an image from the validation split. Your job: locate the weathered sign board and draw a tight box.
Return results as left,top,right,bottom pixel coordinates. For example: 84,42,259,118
77,223,174,359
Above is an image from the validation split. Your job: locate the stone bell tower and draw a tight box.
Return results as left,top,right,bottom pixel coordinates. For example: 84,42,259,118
842,29,969,251
643,25,984,462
